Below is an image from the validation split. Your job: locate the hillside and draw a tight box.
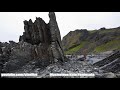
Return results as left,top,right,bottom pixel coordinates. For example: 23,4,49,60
62,27,120,55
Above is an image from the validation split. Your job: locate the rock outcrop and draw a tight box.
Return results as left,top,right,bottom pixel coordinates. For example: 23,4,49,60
19,17,50,45
93,51,120,67
2,12,65,73
93,50,120,73
48,12,64,62
62,29,89,51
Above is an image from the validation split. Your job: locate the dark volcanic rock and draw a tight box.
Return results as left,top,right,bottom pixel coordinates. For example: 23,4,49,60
93,51,120,67
101,58,120,73
48,12,65,62
93,51,120,73
0,41,17,73
0,42,3,54
19,18,50,45
3,12,65,73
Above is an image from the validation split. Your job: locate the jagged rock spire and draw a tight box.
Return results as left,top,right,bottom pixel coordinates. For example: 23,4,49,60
17,12,65,67
48,12,64,62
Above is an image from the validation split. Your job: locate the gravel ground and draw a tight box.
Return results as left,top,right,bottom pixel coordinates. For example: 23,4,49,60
5,58,119,78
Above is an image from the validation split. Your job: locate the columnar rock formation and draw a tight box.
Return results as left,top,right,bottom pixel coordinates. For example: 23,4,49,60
19,18,50,45
1,12,65,73
48,12,64,62
19,12,64,63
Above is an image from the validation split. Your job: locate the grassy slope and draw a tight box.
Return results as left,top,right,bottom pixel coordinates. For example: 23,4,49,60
65,41,87,54
64,29,120,55
63,32,81,50
94,39,120,53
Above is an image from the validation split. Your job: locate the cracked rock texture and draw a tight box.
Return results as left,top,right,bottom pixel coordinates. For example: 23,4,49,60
1,12,65,73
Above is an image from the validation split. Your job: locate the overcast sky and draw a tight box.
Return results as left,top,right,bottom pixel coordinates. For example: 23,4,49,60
0,12,120,42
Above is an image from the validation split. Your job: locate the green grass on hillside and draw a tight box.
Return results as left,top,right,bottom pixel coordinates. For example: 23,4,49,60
65,41,87,55
94,39,120,53
65,39,120,55
63,29,120,55
64,33,81,50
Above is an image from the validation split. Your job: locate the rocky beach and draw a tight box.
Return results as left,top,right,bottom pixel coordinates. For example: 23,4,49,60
0,12,120,78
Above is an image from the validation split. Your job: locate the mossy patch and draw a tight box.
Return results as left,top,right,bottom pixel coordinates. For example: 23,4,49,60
65,41,87,55
94,39,120,53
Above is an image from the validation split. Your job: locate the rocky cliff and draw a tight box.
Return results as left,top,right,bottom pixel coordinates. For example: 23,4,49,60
62,27,120,55
0,12,65,73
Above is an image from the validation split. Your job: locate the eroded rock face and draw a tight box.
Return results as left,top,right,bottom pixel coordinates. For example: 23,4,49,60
19,17,51,45
19,12,64,63
2,12,65,73
93,50,120,73
48,12,64,62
